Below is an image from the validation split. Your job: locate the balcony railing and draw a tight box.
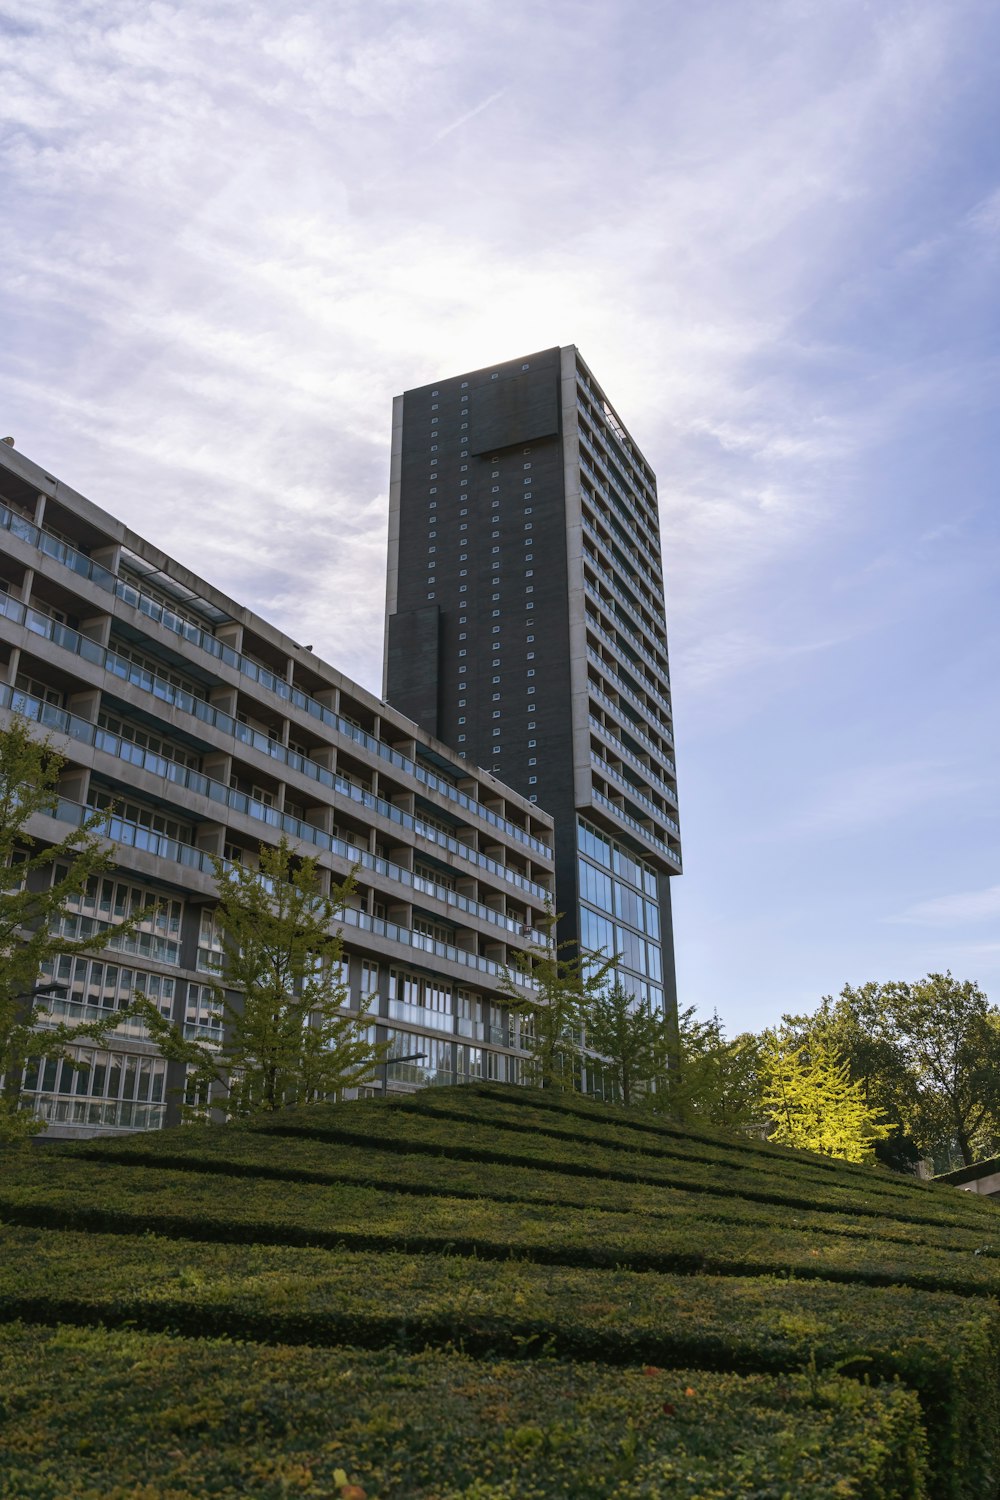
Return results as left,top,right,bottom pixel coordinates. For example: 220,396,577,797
589,715,677,803
590,789,682,870
0,637,551,906
25,1094,167,1131
43,794,541,995
588,683,674,753
1,508,552,858
591,752,681,834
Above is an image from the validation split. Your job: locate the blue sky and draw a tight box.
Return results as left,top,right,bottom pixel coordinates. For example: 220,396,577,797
2,0,998,1033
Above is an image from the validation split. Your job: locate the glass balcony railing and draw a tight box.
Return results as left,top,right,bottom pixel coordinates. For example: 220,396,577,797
591,752,681,834
1,505,552,859
0,622,551,905
0,506,116,591
589,714,677,802
590,789,682,870
46,793,541,995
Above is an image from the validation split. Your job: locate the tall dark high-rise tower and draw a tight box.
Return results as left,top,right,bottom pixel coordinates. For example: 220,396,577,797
384,345,681,1021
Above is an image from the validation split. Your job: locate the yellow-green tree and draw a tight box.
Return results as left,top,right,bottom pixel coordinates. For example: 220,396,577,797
761,1027,893,1162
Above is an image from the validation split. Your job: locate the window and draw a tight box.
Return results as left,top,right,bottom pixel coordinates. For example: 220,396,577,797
523,463,531,469
492,693,500,701
528,739,536,747
527,634,535,642
458,734,466,742
492,675,500,684
527,669,535,677
526,651,535,659
528,757,536,766
458,716,466,724
528,776,537,785
459,649,467,657
492,711,500,719
524,506,532,514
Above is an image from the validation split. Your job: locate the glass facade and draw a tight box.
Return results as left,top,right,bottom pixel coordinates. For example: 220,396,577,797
577,816,665,1015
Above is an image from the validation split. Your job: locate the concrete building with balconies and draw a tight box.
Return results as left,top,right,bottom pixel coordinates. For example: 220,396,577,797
0,440,555,1137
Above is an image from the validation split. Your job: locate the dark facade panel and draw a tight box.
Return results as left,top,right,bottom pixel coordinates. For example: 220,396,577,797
469,366,560,455
386,605,440,738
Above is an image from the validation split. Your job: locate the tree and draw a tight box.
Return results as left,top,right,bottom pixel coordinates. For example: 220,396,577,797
667,1007,765,1132
0,716,145,1143
139,837,385,1118
864,973,1000,1168
793,988,921,1171
760,1026,893,1163
584,979,671,1107
500,915,617,1091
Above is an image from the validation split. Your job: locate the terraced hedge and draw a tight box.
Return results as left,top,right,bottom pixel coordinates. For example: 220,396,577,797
0,1325,928,1500
3,1081,1000,1498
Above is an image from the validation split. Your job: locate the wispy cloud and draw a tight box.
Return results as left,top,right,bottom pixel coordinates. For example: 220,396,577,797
431,89,506,145
2,0,998,1023
891,886,1000,926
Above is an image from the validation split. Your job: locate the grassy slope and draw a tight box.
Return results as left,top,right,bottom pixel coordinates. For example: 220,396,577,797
2,1082,998,1500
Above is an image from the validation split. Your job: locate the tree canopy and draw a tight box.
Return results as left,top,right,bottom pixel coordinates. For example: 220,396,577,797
500,915,617,1091
0,716,145,1142
139,837,385,1119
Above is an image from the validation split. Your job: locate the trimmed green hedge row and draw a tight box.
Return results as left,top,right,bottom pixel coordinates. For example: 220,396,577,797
65,1123,1000,1257
238,1099,998,1230
462,1080,911,1174
1,1225,995,1499
0,1322,929,1500
4,1155,999,1297
398,1089,997,1218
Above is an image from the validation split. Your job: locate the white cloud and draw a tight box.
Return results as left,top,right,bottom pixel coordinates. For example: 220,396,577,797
892,886,1000,927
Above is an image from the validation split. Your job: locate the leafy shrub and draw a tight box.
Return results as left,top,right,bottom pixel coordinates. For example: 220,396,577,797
0,1323,928,1500
1,1224,996,1498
